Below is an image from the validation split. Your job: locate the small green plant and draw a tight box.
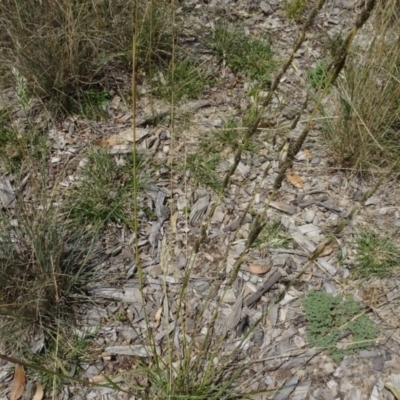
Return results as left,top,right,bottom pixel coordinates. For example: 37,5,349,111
80,89,110,120
303,291,377,362
65,148,148,230
185,141,223,193
154,58,210,101
215,120,256,153
355,228,400,278
308,62,329,90
210,25,274,86
285,0,310,20
254,220,291,250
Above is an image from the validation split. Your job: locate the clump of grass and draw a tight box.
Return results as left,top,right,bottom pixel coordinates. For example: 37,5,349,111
80,89,110,120
354,228,400,278
324,0,400,170
0,203,97,352
132,355,243,400
285,0,310,21
303,291,377,362
0,73,49,175
154,58,211,101
185,140,223,193
29,328,96,391
0,0,176,111
215,119,256,153
254,220,292,250
183,118,258,192
209,25,274,86
65,148,149,230
308,62,329,90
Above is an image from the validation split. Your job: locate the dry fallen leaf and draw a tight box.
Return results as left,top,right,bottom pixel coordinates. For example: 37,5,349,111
32,383,44,400
95,128,149,147
155,307,163,323
91,375,107,384
170,211,179,234
304,149,312,159
10,364,25,400
319,243,336,257
248,263,271,275
287,172,303,188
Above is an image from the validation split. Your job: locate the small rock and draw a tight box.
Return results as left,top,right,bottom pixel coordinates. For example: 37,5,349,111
304,209,316,223
339,381,354,394
327,379,338,395
260,1,272,14
120,328,137,341
159,167,169,174
324,363,335,374
372,356,385,371
282,105,301,120
335,0,355,9
84,363,104,379
365,196,379,206
344,388,362,400
222,288,236,303
311,157,321,165
359,349,379,358
330,175,342,188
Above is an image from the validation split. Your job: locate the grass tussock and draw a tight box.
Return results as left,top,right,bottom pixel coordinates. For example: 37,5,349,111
355,228,400,278
285,0,311,21
154,58,211,101
0,0,176,112
0,202,97,349
324,1,400,171
209,24,275,86
65,148,149,231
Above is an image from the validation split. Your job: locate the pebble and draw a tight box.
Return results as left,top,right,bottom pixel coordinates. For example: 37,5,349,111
372,357,385,372
212,118,223,127
330,175,342,188
311,157,321,165
260,1,273,14
324,363,336,374
304,209,316,223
